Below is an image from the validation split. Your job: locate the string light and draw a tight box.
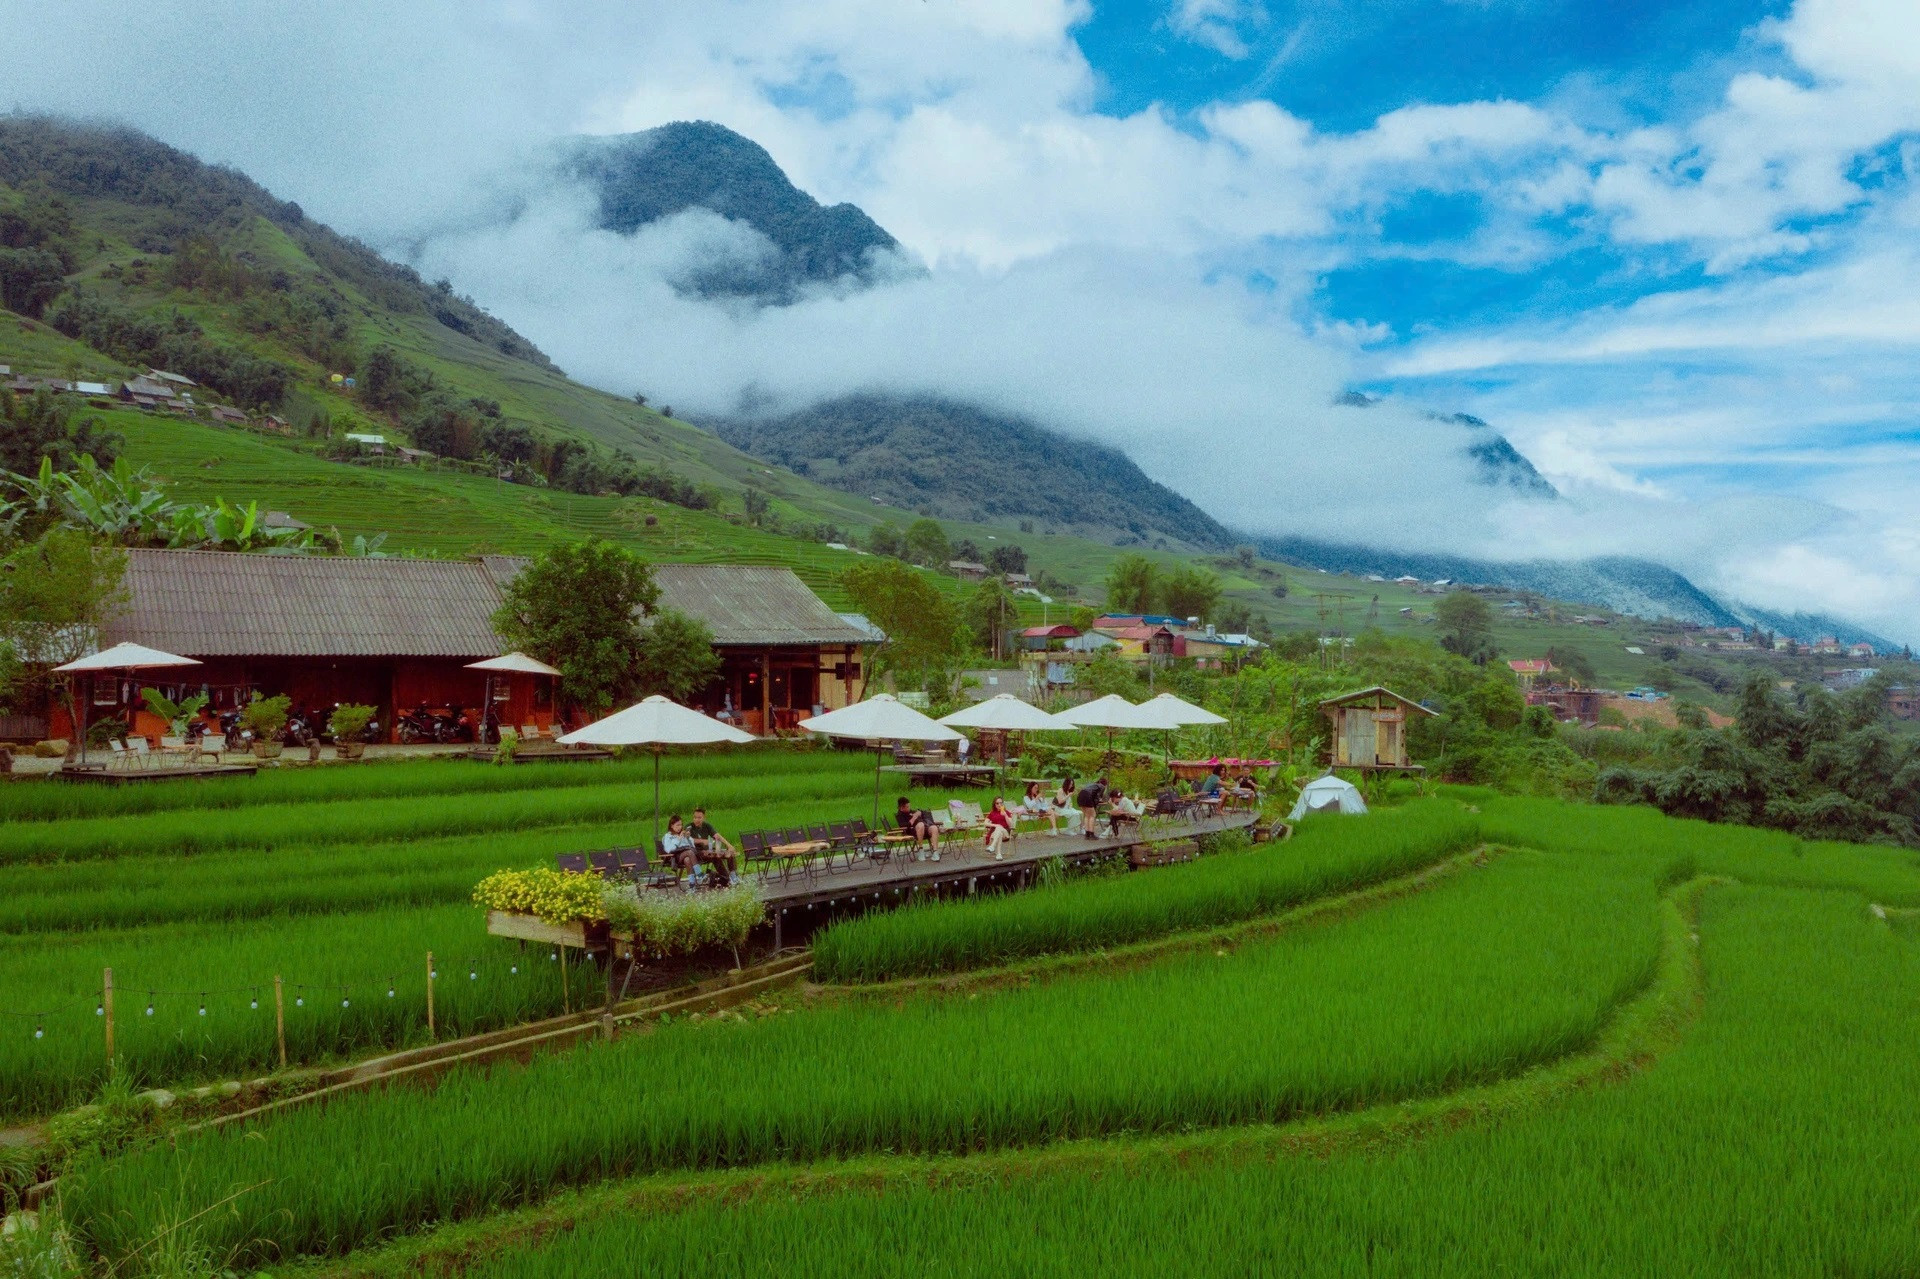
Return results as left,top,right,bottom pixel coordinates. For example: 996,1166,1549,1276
340,987,350,1009
145,994,155,1017
250,990,259,1010
198,995,207,1017
33,1023,43,1040
510,964,518,975
95,1000,104,1017
295,993,304,1007
387,979,396,999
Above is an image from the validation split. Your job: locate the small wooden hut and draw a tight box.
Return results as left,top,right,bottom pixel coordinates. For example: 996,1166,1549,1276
1319,687,1436,774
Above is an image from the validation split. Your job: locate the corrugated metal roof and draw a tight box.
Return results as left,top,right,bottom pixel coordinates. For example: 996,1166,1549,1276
109,550,878,657
651,564,877,647
109,550,506,658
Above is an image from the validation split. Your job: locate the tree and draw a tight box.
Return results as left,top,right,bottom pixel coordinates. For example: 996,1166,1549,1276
1435,590,1496,665
1104,553,1158,614
952,538,983,563
0,388,120,476
1233,545,1257,570
841,559,965,687
632,608,722,702
867,522,905,558
904,518,952,568
492,539,659,716
1545,646,1596,686
0,528,127,721
986,543,1028,575
742,487,771,527
965,578,1019,659
1069,605,1098,632
1161,565,1222,623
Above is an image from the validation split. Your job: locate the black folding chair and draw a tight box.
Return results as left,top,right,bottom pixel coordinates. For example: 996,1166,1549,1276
555,853,588,874
587,850,620,879
806,823,840,872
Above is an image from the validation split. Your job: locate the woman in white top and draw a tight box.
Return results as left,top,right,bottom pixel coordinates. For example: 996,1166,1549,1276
1050,778,1082,834
660,814,697,879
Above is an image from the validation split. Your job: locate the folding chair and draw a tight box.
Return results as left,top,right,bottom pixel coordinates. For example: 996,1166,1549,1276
107,739,133,771
587,850,620,879
129,738,160,769
805,823,840,871
555,853,588,874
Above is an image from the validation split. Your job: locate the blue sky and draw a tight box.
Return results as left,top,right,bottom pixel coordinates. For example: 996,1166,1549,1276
13,0,1917,638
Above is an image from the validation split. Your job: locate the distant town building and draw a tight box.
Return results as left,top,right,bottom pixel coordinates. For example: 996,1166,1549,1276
947,560,988,582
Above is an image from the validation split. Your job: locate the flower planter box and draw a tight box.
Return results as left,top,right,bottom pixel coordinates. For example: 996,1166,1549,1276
336,742,366,760
485,910,618,956
251,742,284,760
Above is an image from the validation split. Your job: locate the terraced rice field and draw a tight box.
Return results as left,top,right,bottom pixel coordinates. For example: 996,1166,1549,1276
0,749,926,1116
9,774,1920,1276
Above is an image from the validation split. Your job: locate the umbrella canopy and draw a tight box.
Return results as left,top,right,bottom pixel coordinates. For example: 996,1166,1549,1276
939,693,1072,732
1288,773,1369,821
465,651,563,677
1134,692,1228,728
559,695,756,747
798,694,961,743
1054,693,1145,729
55,642,200,673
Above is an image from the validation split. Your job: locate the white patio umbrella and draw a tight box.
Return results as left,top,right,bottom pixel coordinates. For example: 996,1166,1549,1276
940,693,1074,796
799,694,963,825
55,642,201,767
559,695,756,845
1053,693,1148,770
465,652,563,741
1131,692,1230,764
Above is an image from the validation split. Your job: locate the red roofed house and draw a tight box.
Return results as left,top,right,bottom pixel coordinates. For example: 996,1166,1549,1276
1018,624,1080,652
1507,659,1555,690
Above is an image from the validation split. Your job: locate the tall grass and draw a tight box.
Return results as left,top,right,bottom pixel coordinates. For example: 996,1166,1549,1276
0,791,919,933
457,884,1920,1279
64,851,1660,1266
813,801,1482,982
0,903,597,1118
0,767,879,865
0,748,863,824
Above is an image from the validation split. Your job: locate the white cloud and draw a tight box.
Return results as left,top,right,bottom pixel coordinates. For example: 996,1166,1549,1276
1168,0,1266,60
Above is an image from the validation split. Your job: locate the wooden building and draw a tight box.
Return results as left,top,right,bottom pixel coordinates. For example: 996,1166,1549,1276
1320,686,1437,772
54,549,879,742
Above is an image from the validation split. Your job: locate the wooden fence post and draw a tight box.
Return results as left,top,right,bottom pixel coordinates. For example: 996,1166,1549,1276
273,975,287,1069
103,967,114,1064
426,951,436,1041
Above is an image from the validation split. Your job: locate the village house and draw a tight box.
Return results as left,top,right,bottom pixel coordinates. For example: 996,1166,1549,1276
208,405,248,425
40,550,881,743
1017,624,1081,652
947,560,988,582
1506,658,1555,690
1320,686,1437,774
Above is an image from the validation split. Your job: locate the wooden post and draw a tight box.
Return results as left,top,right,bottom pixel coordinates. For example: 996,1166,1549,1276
102,967,114,1063
560,949,570,1015
425,951,436,1041
273,975,287,1069
759,650,771,736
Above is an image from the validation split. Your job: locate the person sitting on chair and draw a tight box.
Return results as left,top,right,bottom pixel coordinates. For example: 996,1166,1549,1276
660,814,697,883
984,795,1017,859
896,795,938,851
687,806,735,885
1196,768,1224,797
1106,790,1145,837
1052,777,1083,834
1019,782,1057,832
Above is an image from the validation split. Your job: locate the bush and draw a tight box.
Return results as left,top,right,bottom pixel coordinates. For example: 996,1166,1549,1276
602,883,763,963
238,693,290,742
327,703,376,741
471,868,607,923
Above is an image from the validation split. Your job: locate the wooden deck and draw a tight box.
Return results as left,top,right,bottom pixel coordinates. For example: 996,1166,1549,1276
756,811,1259,948
57,762,259,783
878,762,1000,786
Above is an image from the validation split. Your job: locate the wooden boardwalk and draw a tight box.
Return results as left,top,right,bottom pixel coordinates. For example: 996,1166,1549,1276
757,812,1258,948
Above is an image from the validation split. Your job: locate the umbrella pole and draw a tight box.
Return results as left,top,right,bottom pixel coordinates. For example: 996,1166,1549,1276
78,675,89,768
873,743,884,829
653,748,661,852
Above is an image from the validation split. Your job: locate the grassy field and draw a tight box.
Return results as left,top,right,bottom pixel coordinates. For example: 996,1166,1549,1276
813,802,1480,981
438,882,1920,1279
64,848,1661,1265
0,750,967,1117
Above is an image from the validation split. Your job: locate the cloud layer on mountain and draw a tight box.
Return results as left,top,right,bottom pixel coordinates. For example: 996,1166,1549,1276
5,0,1916,639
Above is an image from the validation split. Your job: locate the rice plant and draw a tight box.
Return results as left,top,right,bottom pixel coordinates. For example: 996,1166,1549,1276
0,903,598,1117
63,851,1659,1266
813,801,1482,981
455,881,1920,1279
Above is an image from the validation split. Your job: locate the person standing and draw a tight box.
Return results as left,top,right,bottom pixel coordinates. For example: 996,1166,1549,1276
1076,775,1109,839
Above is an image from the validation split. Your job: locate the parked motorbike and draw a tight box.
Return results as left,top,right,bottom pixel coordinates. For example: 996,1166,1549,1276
284,706,317,748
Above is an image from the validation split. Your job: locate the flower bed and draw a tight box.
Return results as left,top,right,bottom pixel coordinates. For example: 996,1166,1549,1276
474,870,763,962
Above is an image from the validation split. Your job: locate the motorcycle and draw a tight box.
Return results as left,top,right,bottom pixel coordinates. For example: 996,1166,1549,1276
284,706,318,748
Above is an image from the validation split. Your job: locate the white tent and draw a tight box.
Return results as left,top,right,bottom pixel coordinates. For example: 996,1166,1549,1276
799,694,962,825
559,696,756,845
55,642,202,767
1288,774,1368,821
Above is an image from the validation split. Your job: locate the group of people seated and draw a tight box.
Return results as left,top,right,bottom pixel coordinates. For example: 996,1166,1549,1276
1190,768,1261,805
657,806,737,887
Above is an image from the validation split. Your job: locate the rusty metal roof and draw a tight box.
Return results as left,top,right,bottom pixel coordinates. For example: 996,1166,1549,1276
109,550,506,658
108,550,878,656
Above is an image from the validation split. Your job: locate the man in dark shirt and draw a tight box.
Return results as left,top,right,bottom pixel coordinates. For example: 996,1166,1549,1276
1076,776,1109,839
687,806,736,884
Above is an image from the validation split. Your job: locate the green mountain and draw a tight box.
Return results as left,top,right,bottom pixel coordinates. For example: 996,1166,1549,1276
570,122,905,302
715,394,1233,551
